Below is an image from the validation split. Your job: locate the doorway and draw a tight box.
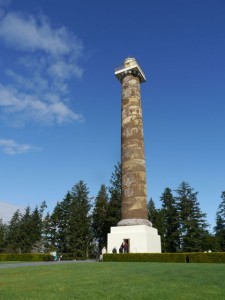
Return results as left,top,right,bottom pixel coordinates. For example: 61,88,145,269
123,239,130,253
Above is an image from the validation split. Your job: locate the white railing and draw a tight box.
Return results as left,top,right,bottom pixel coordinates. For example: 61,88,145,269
115,60,146,79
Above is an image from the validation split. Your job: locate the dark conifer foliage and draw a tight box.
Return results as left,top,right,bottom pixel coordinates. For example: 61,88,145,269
57,192,73,253
42,182,92,257
175,182,208,252
92,184,109,253
147,198,157,225
19,206,33,252
160,188,179,252
214,191,225,251
67,181,92,257
106,163,122,230
42,211,54,251
147,198,163,235
2,203,47,253
0,218,6,252
48,193,72,253
1,163,222,255
47,201,61,250
4,210,22,253
32,203,46,245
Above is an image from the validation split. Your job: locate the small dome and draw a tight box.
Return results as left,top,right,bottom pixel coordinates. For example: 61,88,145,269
124,57,136,64
124,57,137,68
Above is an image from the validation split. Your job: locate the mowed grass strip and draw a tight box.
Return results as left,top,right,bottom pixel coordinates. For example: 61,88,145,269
0,262,224,300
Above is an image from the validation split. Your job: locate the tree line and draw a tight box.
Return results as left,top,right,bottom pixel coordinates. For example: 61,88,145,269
0,163,224,257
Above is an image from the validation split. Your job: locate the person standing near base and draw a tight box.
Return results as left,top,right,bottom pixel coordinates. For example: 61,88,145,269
124,241,129,253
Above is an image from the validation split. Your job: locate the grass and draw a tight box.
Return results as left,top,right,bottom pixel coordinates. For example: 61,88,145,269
0,262,224,299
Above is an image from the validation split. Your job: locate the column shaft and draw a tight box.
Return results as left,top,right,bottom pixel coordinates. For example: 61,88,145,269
120,75,149,225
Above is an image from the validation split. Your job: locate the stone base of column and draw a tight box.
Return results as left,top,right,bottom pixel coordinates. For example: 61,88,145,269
107,225,161,254
117,218,152,227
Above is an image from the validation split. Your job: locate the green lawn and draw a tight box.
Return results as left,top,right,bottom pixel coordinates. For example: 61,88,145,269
0,262,224,299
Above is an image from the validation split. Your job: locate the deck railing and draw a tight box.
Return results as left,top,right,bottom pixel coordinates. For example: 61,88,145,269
115,60,145,78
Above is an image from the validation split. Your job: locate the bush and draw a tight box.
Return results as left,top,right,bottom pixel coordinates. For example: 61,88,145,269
103,252,225,263
0,253,51,262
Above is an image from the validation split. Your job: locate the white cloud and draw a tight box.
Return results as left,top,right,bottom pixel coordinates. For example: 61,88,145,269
48,60,83,80
0,201,24,223
5,69,49,92
0,84,84,125
0,138,41,155
0,12,83,59
0,7,84,126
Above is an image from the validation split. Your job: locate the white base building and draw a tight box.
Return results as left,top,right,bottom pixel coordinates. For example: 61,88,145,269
107,225,161,254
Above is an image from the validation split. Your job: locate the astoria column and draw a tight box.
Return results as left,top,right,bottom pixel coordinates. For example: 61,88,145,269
115,58,152,227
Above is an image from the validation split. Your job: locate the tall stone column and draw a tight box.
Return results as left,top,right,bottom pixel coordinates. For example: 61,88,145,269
115,58,151,227
107,58,161,253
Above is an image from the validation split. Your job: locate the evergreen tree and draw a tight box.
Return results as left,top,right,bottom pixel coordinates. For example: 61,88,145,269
0,218,7,252
214,191,225,251
46,196,73,254
147,198,157,225
160,188,179,252
34,201,54,253
175,182,208,252
58,192,73,253
68,181,92,257
4,210,22,253
30,204,46,253
42,212,55,251
47,201,64,251
19,206,33,252
200,232,220,252
147,198,164,248
92,184,109,253
18,204,46,253
106,163,122,230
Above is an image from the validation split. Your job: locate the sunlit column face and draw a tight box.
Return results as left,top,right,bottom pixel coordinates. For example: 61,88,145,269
121,74,148,220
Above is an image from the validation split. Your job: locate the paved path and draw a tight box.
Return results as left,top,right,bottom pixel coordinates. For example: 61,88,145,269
0,260,96,269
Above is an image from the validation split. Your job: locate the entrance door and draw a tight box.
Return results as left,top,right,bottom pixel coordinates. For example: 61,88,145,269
123,239,130,253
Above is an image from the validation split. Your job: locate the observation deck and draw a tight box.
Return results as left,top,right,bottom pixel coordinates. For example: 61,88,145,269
115,57,146,83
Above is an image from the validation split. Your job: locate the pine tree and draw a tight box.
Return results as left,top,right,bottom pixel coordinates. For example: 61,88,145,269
147,198,157,225
106,163,122,230
68,181,92,257
47,198,71,253
48,201,62,250
57,192,73,253
42,212,55,251
4,210,22,253
175,182,208,252
200,232,220,252
19,206,33,252
0,218,7,252
214,191,225,251
30,205,46,253
92,184,109,253
160,188,179,252
9,204,46,253
147,198,163,230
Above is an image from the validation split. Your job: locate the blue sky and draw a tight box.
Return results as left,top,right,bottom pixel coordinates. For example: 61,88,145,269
0,0,224,230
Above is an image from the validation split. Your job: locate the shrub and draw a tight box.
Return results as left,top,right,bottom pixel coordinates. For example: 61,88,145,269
0,253,51,262
103,252,225,263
